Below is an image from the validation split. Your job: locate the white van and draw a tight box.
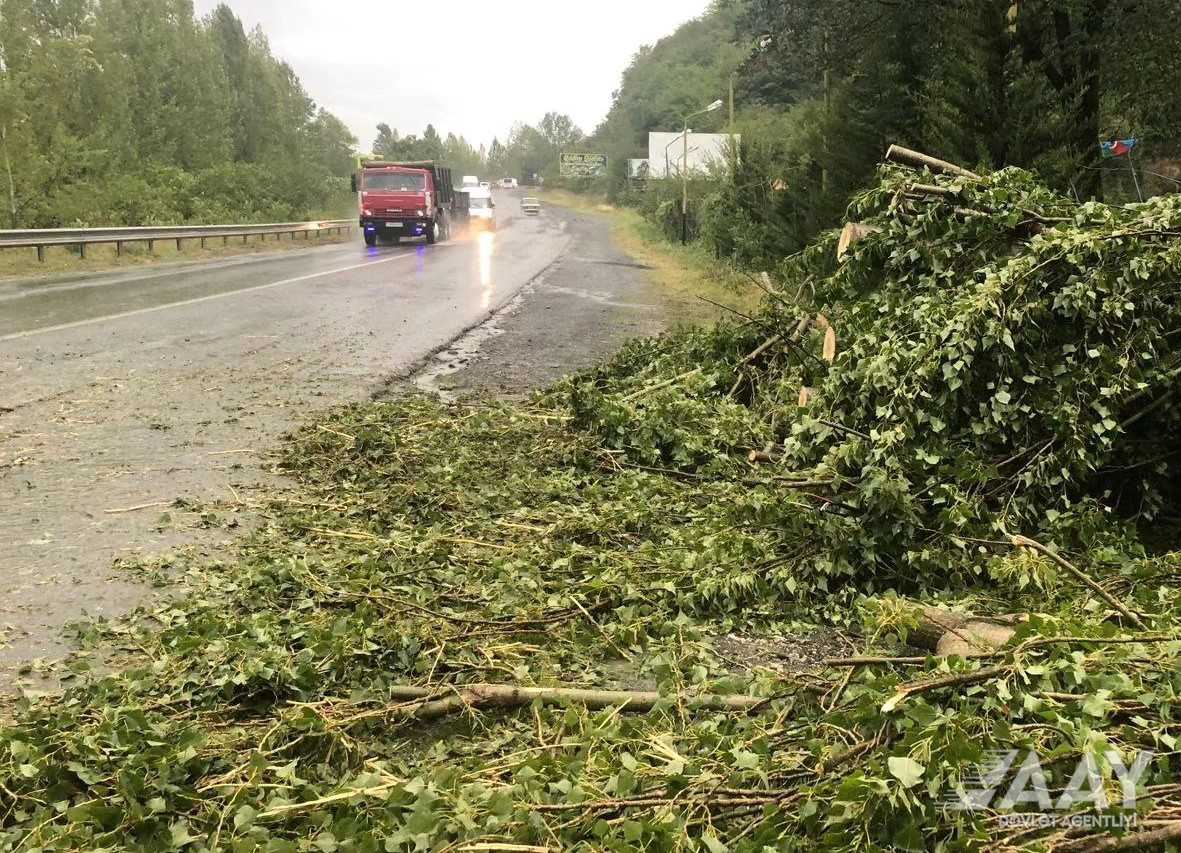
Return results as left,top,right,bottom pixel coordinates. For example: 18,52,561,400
467,187,496,231
461,175,480,188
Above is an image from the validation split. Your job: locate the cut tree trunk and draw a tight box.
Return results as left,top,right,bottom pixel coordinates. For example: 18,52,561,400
908,605,1025,657
837,223,882,260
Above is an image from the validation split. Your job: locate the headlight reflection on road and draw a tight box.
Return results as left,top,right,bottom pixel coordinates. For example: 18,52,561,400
477,231,495,308
415,244,426,276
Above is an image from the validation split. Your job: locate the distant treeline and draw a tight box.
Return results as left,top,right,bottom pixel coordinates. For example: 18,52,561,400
0,1,357,228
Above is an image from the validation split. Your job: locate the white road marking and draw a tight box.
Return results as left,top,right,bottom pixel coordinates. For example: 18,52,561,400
0,251,416,343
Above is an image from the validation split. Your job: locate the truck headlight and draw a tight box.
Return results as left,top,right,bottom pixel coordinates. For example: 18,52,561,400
363,209,372,216
416,209,425,217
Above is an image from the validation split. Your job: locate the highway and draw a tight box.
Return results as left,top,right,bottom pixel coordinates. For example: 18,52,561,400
0,197,571,681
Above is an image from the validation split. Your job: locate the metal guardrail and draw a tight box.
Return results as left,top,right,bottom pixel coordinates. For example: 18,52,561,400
0,220,355,261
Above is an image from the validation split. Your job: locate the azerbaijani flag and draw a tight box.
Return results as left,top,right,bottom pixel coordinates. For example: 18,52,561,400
1100,138,1139,158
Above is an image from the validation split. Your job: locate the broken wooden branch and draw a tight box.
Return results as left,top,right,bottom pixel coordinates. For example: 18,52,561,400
374,683,768,721
622,368,702,403
885,145,983,181
1009,535,1148,630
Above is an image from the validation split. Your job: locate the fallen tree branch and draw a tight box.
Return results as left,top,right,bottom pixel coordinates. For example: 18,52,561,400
365,684,769,722
1009,535,1148,630
885,145,983,181
1058,820,1181,852
622,368,702,403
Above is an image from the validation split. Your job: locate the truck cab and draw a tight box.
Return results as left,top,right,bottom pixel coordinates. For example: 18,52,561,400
352,161,456,246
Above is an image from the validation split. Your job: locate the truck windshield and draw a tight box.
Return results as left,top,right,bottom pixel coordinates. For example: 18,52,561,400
470,198,491,209
363,172,425,191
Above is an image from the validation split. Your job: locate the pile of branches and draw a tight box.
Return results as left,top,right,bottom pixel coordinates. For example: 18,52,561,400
572,146,1181,600
0,149,1179,852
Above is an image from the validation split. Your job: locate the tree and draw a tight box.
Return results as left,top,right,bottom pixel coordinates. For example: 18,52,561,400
0,0,357,227
539,112,584,151
373,123,399,158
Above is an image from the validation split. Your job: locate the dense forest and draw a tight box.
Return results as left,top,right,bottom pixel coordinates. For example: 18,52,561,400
584,0,1181,264
0,0,357,228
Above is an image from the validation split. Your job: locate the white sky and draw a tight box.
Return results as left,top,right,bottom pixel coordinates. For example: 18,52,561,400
192,0,715,151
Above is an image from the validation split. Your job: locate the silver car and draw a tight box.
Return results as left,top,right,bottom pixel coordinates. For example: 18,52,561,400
521,197,541,216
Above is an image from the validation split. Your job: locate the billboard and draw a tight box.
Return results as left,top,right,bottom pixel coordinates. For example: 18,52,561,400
628,159,651,179
560,152,608,178
647,132,739,179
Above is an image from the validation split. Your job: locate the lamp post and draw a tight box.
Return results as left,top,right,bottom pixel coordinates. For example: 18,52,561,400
681,99,723,245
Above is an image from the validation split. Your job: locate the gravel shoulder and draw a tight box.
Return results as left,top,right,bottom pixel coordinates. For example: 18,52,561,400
412,204,720,399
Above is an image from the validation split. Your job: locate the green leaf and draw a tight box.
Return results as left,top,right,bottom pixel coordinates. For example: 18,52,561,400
702,833,729,853
887,756,925,788
234,805,258,831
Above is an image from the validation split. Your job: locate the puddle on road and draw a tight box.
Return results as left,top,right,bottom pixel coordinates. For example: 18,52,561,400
411,276,539,402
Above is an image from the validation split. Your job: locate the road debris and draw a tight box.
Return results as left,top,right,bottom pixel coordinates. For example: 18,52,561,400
1,155,1179,850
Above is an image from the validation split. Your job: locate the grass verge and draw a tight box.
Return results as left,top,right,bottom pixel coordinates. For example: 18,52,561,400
540,188,761,319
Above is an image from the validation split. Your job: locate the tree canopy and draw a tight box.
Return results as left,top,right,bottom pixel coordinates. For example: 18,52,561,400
573,0,1181,259
0,0,357,227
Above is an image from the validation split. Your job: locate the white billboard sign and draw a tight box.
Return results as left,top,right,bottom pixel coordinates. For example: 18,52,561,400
647,132,738,179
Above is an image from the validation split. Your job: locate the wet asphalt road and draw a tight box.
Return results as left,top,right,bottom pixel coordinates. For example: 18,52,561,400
0,195,571,683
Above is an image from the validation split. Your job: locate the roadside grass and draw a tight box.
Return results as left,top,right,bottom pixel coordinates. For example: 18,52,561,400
540,188,761,321
0,229,353,282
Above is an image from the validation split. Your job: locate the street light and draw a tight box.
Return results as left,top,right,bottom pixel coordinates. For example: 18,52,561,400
681,99,724,244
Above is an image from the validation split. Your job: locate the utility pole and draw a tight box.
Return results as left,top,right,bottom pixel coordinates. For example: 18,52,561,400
821,31,830,194
682,122,689,244
729,72,737,175
729,73,735,130
1127,150,1144,202
1,123,15,229
680,101,724,246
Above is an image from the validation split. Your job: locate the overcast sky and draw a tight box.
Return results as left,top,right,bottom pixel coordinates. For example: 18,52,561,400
192,0,715,151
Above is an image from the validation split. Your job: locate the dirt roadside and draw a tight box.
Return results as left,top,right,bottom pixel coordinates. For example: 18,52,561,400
409,203,723,399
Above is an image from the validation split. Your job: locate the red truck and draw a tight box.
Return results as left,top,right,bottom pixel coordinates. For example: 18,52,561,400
350,160,461,247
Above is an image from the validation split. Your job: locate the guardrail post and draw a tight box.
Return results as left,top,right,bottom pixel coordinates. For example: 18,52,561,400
116,241,123,257
78,243,86,260
148,239,154,253
176,238,182,252
36,245,44,262
200,237,207,249
223,236,228,246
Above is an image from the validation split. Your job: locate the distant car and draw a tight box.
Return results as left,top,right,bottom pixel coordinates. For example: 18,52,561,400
499,178,518,189
521,197,541,216
467,187,496,231
479,181,491,191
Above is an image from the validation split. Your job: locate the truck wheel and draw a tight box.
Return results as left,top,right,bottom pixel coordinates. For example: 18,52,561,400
426,218,440,245
363,231,377,247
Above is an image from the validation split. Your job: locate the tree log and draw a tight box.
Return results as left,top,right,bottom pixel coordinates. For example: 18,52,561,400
907,605,1025,657
885,145,983,181
837,223,882,260
379,683,768,721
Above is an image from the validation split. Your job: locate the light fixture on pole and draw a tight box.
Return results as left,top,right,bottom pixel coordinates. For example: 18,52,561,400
681,99,724,245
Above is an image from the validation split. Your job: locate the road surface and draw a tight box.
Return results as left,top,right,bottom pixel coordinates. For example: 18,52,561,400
0,197,572,683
